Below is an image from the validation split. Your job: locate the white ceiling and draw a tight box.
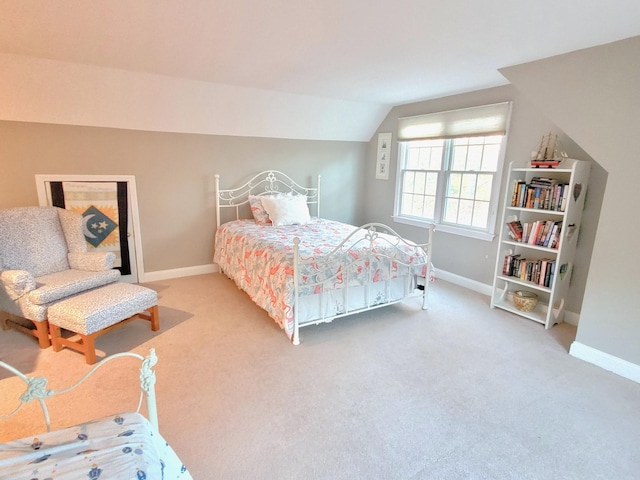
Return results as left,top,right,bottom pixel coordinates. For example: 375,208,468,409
1,1,639,140
3,0,640,105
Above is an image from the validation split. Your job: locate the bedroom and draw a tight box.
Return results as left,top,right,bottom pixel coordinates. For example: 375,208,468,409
1,2,640,478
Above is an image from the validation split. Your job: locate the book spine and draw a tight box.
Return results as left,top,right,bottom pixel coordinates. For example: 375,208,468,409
539,260,548,286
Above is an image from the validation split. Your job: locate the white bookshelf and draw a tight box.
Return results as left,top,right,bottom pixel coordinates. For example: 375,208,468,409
490,158,590,328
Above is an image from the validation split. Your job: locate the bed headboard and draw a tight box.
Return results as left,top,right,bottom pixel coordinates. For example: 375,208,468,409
214,170,320,229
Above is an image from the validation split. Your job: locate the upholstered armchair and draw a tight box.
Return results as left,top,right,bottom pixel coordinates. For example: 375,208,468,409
0,206,121,347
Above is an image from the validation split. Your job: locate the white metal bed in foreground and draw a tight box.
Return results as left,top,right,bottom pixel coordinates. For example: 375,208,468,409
0,349,192,479
214,170,434,345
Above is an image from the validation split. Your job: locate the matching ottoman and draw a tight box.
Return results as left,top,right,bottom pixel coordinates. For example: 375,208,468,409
48,283,159,364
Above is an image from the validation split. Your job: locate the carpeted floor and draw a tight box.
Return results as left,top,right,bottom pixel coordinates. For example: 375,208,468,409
1,273,639,479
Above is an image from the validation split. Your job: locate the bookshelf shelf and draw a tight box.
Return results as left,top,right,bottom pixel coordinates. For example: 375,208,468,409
505,206,565,217
492,295,547,325
512,167,573,173
490,158,590,329
492,293,563,326
495,275,552,294
501,240,559,254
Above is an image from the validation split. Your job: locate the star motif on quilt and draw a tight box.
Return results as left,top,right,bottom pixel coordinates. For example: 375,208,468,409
82,205,118,247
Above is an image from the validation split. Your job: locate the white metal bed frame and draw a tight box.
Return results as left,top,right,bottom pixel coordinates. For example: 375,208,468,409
214,170,433,345
0,349,158,433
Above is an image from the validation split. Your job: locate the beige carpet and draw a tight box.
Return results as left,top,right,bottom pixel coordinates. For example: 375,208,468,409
1,273,640,479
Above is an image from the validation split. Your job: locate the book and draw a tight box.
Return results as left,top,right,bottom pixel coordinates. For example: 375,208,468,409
541,221,554,247
505,254,521,277
548,261,556,286
503,254,511,275
511,180,525,207
544,260,555,287
506,220,523,241
548,223,562,249
528,221,543,245
539,259,549,286
538,220,553,246
560,186,569,211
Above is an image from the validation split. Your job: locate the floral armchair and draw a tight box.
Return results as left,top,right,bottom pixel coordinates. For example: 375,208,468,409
0,206,121,347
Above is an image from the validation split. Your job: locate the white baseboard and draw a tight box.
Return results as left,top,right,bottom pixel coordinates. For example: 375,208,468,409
141,264,218,283
435,268,579,325
563,310,580,326
570,341,640,384
435,269,493,296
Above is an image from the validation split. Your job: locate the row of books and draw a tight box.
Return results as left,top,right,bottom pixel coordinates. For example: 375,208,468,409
502,254,556,287
506,220,562,249
510,177,569,211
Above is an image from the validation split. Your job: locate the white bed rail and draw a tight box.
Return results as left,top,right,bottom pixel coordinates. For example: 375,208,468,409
0,349,158,433
214,170,320,230
292,223,434,345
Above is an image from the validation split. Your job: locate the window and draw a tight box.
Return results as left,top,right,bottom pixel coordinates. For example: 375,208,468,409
393,102,511,241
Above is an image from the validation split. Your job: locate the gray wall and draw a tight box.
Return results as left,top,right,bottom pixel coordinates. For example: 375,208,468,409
1,36,631,370
501,36,640,366
362,84,606,317
0,121,367,273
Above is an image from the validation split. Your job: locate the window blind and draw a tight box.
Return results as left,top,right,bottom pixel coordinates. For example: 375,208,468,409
397,102,511,141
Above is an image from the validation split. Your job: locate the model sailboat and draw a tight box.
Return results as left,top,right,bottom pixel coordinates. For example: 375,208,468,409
530,133,568,168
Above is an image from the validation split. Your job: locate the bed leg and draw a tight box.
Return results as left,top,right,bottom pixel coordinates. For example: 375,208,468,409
422,224,434,311
421,272,430,310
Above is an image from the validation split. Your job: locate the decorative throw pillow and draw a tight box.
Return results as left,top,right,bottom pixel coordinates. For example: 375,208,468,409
260,195,310,226
249,194,279,224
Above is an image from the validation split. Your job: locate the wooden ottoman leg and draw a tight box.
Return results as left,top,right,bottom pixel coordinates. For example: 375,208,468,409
81,334,97,365
138,305,159,331
50,323,63,352
35,320,51,349
149,305,159,331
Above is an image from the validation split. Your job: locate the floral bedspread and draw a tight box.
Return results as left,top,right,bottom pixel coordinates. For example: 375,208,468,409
213,218,428,339
0,412,191,480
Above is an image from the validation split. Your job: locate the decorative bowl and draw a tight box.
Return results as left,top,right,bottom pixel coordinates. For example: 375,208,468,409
513,290,538,312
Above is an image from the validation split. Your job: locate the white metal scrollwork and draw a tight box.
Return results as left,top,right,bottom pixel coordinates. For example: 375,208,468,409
19,376,54,403
364,226,379,246
264,171,278,192
0,348,160,433
140,348,158,395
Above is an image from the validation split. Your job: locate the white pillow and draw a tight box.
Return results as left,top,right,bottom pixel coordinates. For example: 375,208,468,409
260,195,310,226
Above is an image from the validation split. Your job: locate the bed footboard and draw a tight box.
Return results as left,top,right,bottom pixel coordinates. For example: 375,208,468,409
0,349,193,479
0,349,158,433
292,223,434,345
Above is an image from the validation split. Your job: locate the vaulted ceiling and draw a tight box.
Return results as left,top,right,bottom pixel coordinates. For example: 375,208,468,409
1,1,639,141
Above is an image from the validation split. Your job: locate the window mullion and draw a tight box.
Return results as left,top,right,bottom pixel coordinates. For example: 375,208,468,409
434,139,452,223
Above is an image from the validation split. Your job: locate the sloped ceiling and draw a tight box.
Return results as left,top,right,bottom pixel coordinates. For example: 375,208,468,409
1,1,639,141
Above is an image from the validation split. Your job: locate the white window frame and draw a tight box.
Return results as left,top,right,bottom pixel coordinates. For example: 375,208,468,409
392,103,512,241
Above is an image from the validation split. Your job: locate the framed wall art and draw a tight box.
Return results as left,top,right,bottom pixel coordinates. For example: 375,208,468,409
376,132,392,180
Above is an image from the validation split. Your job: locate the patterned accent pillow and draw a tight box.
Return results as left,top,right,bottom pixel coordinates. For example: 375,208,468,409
249,194,283,224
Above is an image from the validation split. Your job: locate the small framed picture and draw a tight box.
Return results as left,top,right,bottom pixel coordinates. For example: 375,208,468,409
376,132,392,180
